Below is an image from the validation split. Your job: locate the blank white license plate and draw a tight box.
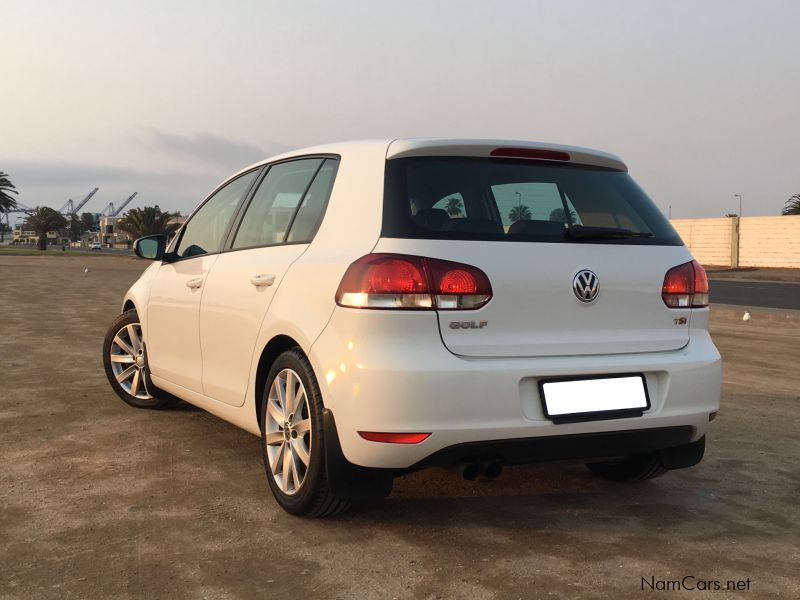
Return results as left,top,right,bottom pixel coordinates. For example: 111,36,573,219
540,374,649,422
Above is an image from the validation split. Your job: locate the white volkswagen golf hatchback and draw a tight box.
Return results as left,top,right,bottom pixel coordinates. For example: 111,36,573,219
103,139,721,517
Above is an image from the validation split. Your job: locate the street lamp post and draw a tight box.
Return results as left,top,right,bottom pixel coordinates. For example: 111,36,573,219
732,194,743,268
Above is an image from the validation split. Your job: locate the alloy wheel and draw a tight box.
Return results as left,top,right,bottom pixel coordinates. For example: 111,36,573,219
265,368,313,495
109,323,153,400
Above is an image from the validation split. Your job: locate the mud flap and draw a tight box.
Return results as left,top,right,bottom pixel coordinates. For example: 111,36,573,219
323,409,394,502
659,435,706,469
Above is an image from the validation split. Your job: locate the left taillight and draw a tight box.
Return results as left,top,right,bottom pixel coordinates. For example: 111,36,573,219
662,260,709,308
335,253,492,310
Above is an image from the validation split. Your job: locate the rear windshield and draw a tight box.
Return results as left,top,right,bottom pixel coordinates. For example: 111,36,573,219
382,157,682,245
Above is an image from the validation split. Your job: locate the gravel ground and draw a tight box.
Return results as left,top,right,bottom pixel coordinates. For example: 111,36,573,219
1,254,798,599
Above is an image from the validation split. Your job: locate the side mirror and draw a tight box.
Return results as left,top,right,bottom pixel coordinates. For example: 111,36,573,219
133,235,167,261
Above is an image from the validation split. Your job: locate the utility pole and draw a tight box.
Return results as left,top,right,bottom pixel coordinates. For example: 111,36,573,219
734,194,742,218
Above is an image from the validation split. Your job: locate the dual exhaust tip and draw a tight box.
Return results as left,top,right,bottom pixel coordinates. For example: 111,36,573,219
456,460,503,481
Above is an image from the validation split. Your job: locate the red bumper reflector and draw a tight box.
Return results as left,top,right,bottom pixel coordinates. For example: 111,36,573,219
490,147,571,161
358,431,431,444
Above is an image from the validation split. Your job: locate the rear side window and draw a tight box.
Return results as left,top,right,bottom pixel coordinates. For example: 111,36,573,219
232,159,323,249
382,157,681,245
286,159,337,243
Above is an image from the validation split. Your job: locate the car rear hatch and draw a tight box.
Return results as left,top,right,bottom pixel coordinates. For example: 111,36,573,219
376,140,693,358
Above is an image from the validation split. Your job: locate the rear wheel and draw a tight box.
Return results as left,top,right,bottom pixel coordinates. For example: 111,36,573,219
261,349,350,517
102,310,176,409
586,452,668,482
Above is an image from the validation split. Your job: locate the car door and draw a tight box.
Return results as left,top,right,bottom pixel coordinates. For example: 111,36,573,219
199,158,337,406
146,169,259,392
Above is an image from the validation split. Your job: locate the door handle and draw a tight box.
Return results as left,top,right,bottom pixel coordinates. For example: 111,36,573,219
186,278,203,289
250,274,276,287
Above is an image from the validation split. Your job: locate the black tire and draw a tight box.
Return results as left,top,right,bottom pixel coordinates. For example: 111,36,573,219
586,452,668,482
260,349,351,517
102,310,178,410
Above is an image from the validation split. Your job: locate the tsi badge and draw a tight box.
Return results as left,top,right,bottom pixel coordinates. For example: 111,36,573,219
450,320,488,330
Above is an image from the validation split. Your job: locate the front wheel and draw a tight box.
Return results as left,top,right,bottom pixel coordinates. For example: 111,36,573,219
261,349,351,517
102,310,176,409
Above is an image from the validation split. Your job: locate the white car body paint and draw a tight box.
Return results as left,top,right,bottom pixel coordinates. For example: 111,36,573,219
119,138,721,469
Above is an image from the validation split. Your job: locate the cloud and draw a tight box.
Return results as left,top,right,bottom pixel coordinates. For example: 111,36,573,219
146,129,289,167
2,132,291,219
0,159,219,216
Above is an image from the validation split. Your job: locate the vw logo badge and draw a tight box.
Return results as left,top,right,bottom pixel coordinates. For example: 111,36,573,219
573,269,599,303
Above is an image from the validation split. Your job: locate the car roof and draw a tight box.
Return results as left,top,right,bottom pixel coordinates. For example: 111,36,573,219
231,137,627,179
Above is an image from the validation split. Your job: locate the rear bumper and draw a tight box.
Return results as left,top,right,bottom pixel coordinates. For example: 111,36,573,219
410,426,695,469
310,309,722,469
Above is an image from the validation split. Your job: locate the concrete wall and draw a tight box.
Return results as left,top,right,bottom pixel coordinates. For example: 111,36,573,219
670,218,735,266
739,216,800,268
670,215,800,268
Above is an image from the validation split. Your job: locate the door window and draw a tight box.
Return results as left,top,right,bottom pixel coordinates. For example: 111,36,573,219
232,159,323,249
175,170,258,258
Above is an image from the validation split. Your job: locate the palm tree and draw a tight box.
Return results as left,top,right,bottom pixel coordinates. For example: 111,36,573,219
549,207,577,223
508,205,532,223
0,172,18,214
116,205,180,239
68,215,82,241
724,213,738,218
445,197,463,217
81,211,96,232
24,207,67,251
782,194,800,216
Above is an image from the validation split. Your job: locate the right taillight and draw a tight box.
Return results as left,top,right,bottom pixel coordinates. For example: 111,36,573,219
336,253,492,310
662,260,709,308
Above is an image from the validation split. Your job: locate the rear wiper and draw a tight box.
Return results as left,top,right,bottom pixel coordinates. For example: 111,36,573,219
565,225,654,241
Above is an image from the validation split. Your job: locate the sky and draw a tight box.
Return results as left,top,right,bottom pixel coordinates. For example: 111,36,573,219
2,0,798,221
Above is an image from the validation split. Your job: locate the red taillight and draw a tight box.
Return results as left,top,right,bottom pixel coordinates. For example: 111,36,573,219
362,258,426,294
693,260,709,306
489,147,571,162
358,431,430,444
437,269,477,294
662,260,709,308
336,253,492,310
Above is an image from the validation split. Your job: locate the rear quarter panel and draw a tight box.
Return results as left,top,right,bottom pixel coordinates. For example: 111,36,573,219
244,141,390,428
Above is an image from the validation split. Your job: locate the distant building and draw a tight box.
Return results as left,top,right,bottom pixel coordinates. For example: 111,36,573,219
12,226,69,246
168,215,188,228
91,214,187,248
97,215,132,248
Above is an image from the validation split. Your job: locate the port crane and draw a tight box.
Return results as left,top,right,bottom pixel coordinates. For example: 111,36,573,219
98,192,138,217
59,187,99,216
1,200,35,228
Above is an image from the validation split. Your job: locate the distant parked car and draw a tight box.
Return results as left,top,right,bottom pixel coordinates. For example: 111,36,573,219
90,242,102,250
103,138,722,517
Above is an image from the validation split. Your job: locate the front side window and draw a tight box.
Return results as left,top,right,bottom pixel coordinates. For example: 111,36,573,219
233,158,337,249
175,170,258,258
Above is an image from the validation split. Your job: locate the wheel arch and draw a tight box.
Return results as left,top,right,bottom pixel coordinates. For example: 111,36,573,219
254,334,308,431
123,299,136,312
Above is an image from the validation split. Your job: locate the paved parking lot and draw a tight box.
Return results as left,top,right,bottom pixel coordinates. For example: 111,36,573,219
1,254,798,599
